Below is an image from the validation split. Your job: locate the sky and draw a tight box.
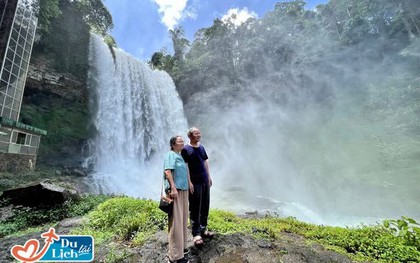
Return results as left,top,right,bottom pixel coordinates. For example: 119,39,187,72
103,0,328,62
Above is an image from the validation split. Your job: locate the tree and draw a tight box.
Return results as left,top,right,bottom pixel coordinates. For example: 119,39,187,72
76,0,114,36
273,0,306,17
148,49,176,73
169,26,190,63
34,0,61,35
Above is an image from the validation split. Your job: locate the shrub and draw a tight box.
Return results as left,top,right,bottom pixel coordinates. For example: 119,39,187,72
0,194,109,238
384,216,420,250
77,197,167,245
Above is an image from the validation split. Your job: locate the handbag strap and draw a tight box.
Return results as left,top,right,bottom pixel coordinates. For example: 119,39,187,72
161,176,164,196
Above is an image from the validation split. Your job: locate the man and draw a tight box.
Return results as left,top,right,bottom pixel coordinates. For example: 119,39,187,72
181,127,214,246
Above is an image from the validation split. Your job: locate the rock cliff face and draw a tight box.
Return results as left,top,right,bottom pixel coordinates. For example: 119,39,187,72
21,56,91,170
26,58,88,103
13,0,94,171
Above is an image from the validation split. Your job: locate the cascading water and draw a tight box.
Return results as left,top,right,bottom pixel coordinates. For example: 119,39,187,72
87,34,188,198
85,33,420,227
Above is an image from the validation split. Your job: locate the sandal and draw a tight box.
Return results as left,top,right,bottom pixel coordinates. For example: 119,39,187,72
193,236,204,246
201,229,215,239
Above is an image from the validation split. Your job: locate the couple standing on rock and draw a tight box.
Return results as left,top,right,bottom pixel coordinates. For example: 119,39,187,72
163,127,215,263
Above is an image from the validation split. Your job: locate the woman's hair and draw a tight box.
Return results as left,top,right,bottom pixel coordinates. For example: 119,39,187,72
169,136,181,150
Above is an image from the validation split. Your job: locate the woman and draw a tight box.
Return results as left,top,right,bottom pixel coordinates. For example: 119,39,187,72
163,136,191,263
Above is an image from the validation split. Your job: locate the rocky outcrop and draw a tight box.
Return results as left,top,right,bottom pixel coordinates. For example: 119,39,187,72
26,58,87,102
20,56,92,169
127,231,356,263
0,227,358,263
0,180,80,207
0,153,36,173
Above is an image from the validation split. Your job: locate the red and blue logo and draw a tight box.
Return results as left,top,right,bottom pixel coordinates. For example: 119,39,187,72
11,228,94,262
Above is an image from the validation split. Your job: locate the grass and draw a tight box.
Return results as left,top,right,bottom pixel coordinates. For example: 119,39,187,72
0,194,110,238
2,195,419,262
207,210,420,262
20,100,92,154
72,197,167,246
70,197,420,263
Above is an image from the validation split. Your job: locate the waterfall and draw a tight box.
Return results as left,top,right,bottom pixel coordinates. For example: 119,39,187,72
85,33,420,226
87,34,188,198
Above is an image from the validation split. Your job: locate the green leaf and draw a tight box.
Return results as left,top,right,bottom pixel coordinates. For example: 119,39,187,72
406,217,418,224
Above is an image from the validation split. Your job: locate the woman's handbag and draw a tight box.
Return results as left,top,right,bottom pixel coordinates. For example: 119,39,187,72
158,178,173,214
159,195,173,214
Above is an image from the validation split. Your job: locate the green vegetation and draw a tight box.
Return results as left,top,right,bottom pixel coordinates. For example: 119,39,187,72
304,223,419,262
104,35,117,48
1,196,419,262
33,0,114,80
384,216,420,250
20,100,92,159
0,194,110,238
35,0,61,35
207,210,420,262
20,0,115,165
73,197,167,246
69,197,420,262
33,0,90,81
153,0,420,134
103,247,132,263
75,0,114,36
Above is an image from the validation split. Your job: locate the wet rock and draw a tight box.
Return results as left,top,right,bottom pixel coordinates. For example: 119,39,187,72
0,204,15,220
130,231,357,263
55,216,85,234
72,168,87,177
0,180,79,207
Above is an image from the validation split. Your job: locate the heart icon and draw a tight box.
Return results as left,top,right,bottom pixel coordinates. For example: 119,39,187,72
11,239,40,262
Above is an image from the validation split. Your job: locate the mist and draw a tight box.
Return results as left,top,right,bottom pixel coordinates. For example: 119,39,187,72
175,3,420,225
190,60,420,225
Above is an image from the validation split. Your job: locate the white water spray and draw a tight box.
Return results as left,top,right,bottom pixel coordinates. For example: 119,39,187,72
87,34,187,198
86,33,420,226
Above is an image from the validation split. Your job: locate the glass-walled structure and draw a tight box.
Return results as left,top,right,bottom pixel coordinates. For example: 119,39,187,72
0,0,37,121
0,117,45,155
0,0,19,62
0,0,47,171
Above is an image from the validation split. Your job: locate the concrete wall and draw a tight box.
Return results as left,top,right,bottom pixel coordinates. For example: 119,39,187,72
0,153,36,172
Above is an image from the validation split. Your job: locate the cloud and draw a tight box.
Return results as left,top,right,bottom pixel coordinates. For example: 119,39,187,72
183,5,198,21
221,7,257,26
153,0,191,30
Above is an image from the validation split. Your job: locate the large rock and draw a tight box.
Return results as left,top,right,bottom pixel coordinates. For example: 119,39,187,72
26,60,87,102
0,180,80,207
119,231,356,263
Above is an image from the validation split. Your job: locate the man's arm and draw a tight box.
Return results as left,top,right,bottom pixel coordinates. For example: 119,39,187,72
187,165,194,194
204,159,212,187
